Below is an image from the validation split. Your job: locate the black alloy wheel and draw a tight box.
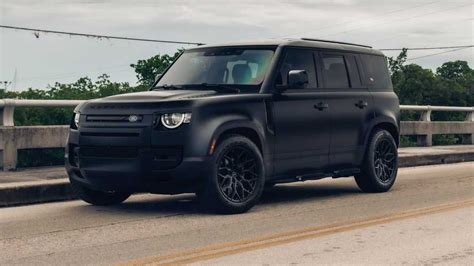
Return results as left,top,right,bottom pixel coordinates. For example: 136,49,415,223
355,129,398,193
373,138,397,183
217,145,259,203
198,134,265,214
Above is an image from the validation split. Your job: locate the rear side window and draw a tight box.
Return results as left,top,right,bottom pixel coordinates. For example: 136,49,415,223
321,55,350,88
344,55,363,88
276,49,317,89
359,55,391,89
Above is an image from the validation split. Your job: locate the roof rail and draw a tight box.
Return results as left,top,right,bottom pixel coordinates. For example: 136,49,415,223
300,38,372,48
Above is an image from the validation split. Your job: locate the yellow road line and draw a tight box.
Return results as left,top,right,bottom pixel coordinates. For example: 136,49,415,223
120,199,474,266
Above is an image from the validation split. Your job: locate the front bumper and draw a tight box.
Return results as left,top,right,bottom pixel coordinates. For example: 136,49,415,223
65,126,211,194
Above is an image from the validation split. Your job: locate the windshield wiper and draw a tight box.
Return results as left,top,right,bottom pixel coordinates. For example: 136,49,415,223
192,83,240,93
153,84,183,90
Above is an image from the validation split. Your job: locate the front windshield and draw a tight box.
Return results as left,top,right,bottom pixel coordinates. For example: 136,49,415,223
156,47,275,92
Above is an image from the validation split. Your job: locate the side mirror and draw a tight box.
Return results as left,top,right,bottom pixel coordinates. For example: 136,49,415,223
154,74,163,82
288,70,308,89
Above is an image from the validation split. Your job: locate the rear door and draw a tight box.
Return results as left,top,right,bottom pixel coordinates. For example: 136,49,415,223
318,52,374,168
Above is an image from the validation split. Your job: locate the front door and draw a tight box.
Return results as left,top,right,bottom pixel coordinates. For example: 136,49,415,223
271,48,331,177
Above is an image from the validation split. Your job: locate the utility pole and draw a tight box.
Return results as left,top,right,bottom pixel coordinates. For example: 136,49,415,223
1,81,11,90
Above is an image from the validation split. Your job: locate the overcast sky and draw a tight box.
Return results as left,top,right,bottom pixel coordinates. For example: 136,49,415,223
0,0,472,90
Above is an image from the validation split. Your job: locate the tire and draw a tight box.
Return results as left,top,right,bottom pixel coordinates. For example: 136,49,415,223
70,178,131,206
355,129,398,193
198,134,265,214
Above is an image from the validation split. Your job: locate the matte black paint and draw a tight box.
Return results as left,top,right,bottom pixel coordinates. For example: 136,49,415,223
66,39,399,194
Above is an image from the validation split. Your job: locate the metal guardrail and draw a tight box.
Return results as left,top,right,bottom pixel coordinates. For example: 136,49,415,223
400,105,474,122
0,99,473,170
0,99,84,127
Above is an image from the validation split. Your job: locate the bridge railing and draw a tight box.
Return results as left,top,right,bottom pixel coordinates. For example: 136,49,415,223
400,105,473,146
0,99,473,170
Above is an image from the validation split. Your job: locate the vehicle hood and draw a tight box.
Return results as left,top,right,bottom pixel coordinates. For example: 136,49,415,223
98,90,217,102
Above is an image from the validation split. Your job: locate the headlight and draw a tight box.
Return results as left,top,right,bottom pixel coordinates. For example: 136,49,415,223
161,113,192,129
74,113,80,128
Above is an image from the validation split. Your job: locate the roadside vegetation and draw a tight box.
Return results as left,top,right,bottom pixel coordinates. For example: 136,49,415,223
1,49,472,167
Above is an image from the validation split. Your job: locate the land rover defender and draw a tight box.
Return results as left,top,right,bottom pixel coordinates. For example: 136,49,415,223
66,38,400,213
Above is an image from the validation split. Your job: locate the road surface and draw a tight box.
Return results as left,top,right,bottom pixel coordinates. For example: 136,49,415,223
0,162,473,265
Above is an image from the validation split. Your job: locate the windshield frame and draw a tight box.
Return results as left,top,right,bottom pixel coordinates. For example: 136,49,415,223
152,45,278,93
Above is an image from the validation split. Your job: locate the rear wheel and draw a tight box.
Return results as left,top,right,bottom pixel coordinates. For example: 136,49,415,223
355,129,398,193
198,134,265,214
70,178,131,205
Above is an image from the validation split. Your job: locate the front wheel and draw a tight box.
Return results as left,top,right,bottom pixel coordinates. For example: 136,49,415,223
69,178,131,205
355,129,398,193
198,134,265,214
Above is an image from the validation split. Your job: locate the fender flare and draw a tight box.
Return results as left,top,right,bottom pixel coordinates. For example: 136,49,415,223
363,116,400,148
210,116,267,154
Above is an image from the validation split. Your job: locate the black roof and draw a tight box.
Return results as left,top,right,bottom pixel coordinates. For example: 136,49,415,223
189,38,384,56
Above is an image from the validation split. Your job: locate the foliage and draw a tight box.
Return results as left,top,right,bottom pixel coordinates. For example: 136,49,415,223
387,48,407,74
388,51,473,122
0,74,148,126
130,49,183,86
387,51,473,146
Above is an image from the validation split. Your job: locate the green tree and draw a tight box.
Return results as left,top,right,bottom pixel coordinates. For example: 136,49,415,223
393,64,438,105
387,48,408,74
436,61,474,82
130,49,183,87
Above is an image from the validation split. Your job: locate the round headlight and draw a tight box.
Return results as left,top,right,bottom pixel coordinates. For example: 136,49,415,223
161,113,185,129
74,113,80,128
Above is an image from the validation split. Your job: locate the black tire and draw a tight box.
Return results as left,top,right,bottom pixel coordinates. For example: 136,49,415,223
355,129,398,193
198,134,265,214
70,178,131,206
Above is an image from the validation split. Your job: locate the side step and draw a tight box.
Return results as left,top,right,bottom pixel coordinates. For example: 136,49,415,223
295,172,327,181
332,168,360,178
272,168,361,185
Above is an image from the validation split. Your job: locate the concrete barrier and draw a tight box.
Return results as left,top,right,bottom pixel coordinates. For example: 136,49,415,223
400,105,473,146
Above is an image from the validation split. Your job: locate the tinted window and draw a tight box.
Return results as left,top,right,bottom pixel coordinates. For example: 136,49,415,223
359,54,391,89
157,48,274,92
344,55,362,88
321,55,350,88
276,49,317,88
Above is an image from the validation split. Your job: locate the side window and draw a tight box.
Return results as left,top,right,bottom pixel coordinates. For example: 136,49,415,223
276,49,317,89
321,54,350,88
359,54,391,89
344,55,362,88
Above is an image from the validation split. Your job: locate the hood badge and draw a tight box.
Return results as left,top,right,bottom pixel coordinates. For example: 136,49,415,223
128,115,140,122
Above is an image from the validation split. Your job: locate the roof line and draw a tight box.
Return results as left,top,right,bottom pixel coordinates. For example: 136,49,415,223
300,38,372,48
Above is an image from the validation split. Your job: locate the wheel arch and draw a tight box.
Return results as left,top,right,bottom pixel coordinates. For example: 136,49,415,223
217,127,263,153
356,119,399,168
210,121,272,177
371,122,400,147
364,114,400,147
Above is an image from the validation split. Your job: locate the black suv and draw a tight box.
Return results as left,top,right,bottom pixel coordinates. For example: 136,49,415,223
66,38,400,213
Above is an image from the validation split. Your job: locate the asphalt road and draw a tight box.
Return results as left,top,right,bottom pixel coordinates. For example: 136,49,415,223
0,162,473,265
194,206,473,265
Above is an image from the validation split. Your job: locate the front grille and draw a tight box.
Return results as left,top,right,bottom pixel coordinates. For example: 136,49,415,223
68,144,183,170
86,115,142,123
80,146,139,158
80,132,139,137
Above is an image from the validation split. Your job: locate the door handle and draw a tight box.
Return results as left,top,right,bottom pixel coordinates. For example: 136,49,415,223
355,100,368,109
314,102,329,111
